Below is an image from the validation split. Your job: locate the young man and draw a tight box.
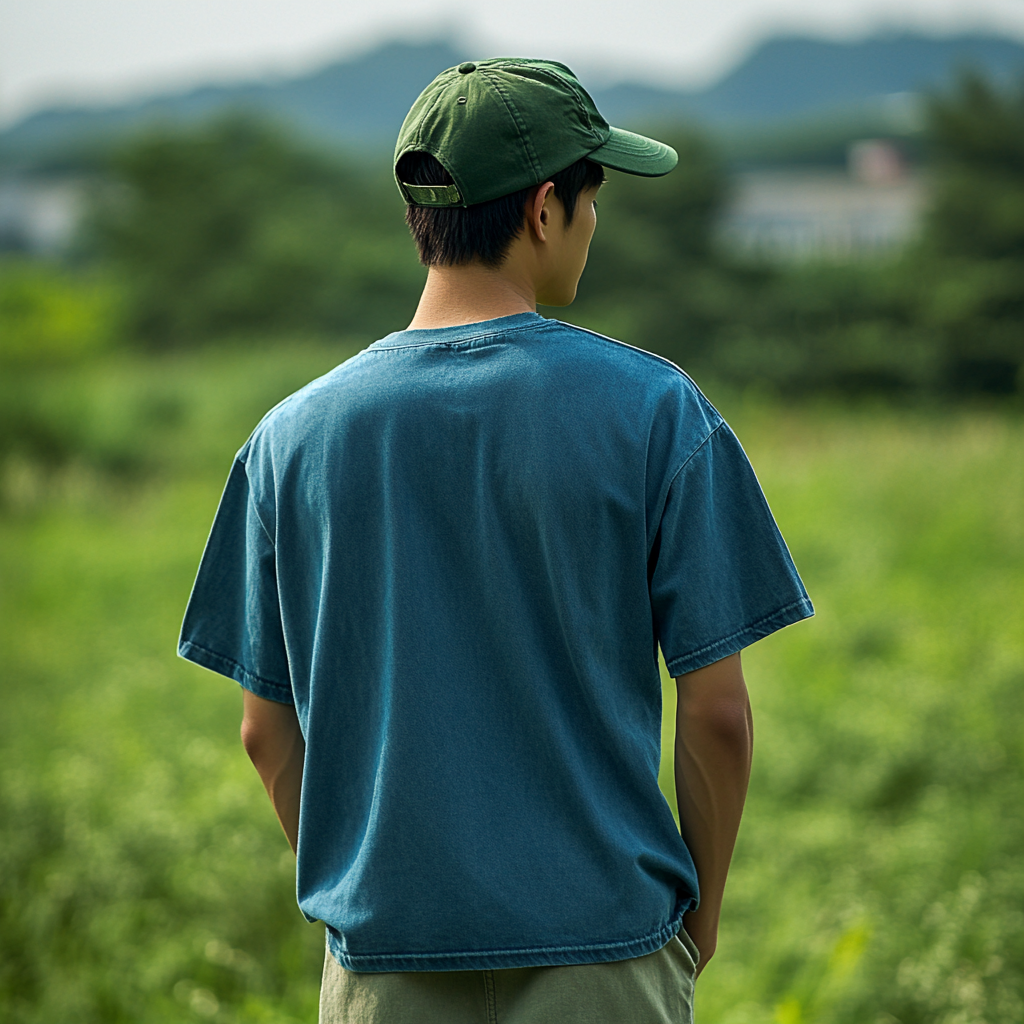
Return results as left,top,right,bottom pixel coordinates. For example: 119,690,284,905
179,58,813,1023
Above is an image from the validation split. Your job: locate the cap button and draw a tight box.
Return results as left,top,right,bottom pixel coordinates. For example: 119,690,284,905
458,62,477,74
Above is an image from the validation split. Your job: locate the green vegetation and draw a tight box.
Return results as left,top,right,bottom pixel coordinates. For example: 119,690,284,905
0,259,121,366
57,70,1023,397
575,71,1024,397
1,62,1022,1024
87,118,422,347
1,344,348,1023
666,401,1023,1024
1,343,1021,1022
910,72,1024,393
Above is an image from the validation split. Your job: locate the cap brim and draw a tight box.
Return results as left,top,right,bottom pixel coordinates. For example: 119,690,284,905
587,126,678,177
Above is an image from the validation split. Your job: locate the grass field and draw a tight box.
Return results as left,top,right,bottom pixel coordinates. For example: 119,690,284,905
1,342,1021,1023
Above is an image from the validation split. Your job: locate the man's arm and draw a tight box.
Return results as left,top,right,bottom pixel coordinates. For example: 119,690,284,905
674,652,753,975
240,689,305,854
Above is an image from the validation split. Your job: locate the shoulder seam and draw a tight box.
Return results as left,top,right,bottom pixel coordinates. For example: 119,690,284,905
240,461,276,547
551,320,705,390
242,355,357,450
647,421,727,561
667,420,727,490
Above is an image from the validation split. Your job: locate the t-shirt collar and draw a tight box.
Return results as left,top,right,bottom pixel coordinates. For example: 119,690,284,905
370,311,546,349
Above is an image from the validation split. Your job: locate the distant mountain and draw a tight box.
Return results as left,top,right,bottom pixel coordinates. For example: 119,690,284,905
594,32,1024,126
2,32,1022,168
0,40,466,167
695,32,1023,120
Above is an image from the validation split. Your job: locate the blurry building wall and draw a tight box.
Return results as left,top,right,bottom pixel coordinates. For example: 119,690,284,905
719,140,928,260
0,176,87,254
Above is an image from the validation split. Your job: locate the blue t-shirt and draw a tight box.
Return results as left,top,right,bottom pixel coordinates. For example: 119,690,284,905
179,311,812,972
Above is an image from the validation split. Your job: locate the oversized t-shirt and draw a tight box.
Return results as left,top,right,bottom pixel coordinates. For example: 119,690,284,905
179,311,813,972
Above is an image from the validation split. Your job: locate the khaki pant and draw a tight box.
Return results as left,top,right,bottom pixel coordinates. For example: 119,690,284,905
319,930,699,1024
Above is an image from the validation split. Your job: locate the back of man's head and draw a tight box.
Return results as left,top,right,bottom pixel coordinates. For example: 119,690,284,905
398,151,605,268
394,59,679,269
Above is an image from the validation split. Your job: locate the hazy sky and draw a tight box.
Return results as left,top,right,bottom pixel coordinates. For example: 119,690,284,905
3,0,1023,125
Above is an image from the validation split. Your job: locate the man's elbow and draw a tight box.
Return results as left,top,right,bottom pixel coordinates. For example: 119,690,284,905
685,695,750,741
240,704,281,764
676,686,753,760
240,690,303,770
240,716,266,764
712,699,752,754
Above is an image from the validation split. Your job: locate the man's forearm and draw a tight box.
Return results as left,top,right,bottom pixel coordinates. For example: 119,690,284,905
241,690,305,854
674,652,753,974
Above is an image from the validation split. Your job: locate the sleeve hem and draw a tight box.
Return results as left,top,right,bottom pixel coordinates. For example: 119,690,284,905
177,639,294,705
663,596,814,677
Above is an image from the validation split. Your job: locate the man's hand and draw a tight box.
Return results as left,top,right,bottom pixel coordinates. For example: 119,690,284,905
674,652,753,976
240,690,305,854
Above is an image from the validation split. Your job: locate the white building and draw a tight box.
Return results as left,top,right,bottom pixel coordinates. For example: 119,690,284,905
0,177,88,254
719,141,929,260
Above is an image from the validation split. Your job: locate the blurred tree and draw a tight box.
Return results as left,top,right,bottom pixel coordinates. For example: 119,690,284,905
80,96,1023,395
914,71,1024,392
571,83,1024,399
924,71,1024,260
90,115,423,347
571,129,736,368
0,260,127,477
573,129,934,396
705,259,938,396
0,259,120,366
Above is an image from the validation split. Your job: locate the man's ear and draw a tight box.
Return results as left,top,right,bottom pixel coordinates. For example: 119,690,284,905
527,181,555,243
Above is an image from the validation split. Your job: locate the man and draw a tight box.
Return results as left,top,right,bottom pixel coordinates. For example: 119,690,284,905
179,58,813,1023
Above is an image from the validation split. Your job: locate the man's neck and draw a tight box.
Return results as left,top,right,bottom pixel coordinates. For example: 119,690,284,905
406,264,536,330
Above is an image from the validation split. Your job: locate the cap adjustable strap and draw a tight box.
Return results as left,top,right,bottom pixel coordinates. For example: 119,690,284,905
400,182,463,207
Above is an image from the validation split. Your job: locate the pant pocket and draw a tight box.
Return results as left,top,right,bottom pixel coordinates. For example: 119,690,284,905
675,926,700,967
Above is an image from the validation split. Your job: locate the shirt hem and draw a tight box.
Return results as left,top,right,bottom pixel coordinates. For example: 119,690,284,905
177,639,294,704
664,596,815,677
325,906,688,972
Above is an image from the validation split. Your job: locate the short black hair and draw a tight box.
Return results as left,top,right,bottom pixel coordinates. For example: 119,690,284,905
398,153,606,268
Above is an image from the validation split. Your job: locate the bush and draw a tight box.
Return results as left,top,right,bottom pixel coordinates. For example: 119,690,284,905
0,259,121,367
912,71,1024,393
89,115,423,347
61,75,1024,397
570,75,1024,398
2,352,1021,1020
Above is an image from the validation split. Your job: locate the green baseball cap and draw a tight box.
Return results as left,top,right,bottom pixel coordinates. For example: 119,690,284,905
395,58,678,208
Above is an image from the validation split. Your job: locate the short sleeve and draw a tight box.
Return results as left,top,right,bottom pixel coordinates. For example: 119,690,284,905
650,422,813,677
178,457,293,704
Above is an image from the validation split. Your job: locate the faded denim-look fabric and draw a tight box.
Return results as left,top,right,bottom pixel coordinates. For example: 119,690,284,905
178,311,813,973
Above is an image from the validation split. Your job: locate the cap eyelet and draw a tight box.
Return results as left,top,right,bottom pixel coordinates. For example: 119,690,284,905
457,96,467,105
